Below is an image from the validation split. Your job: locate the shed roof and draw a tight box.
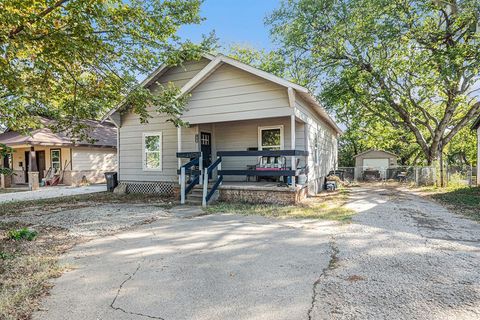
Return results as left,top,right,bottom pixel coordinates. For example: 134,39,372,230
0,118,117,148
354,149,398,158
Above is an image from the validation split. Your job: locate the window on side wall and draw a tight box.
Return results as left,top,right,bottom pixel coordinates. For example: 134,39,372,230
50,149,61,173
143,132,162,171
313,133,320,165
258,126,284,150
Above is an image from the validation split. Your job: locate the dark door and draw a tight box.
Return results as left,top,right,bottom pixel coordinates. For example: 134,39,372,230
3,153,10,169
24,151,29,183
36,151,46,180
200,132,212,172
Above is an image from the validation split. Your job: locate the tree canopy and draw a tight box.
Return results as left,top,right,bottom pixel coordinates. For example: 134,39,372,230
267,0,480,165
0,0,215,137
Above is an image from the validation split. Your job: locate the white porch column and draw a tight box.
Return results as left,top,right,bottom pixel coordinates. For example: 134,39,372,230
291,114,296,188
177,127,182,184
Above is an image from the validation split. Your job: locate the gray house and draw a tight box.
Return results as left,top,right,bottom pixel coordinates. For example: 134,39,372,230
104,53,341,205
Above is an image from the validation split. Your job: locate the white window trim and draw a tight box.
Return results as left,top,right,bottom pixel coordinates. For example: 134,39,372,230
50,149,62,171
314,132,320,165
258,125,284,150
142,132,163,171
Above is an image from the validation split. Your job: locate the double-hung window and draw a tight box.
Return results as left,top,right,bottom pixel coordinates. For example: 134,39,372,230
142,132,162,171
258,125,284,150
50,149,61,173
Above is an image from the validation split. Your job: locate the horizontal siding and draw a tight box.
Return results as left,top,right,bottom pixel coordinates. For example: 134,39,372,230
72,148,117,171
182,64,292,124
150,59,210,93
295,95,338,193
119,114,198,182
118,59,208,182
214,117,292,181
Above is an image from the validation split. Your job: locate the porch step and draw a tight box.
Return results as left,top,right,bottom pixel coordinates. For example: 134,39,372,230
184,186,219,206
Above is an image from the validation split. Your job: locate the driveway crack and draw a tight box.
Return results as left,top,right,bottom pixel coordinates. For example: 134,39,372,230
307,239,339,320
110,260,166,320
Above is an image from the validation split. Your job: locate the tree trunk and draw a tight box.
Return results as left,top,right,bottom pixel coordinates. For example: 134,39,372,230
439,150,445,188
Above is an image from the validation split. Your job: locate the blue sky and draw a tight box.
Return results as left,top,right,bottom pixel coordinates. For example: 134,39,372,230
178,0,280,51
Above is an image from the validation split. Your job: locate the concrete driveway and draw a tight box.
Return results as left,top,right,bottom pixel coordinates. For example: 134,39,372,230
32,186,480,320
0,184,106,203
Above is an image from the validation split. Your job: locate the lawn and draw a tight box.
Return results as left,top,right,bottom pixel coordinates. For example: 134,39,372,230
0,222,74,320
205,188,355,222
427,186,480,222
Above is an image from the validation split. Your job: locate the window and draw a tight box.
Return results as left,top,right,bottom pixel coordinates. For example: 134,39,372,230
313,134,319,165
50,149,61,173
258,126,284,150
142,132,162,171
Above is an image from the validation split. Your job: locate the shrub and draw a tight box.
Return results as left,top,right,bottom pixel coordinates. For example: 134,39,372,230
7,228,38,241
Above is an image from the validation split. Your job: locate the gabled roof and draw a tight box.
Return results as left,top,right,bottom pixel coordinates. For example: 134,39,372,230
354,149,398,158
472,115,480,130
0,117,117,148
102,53,342,134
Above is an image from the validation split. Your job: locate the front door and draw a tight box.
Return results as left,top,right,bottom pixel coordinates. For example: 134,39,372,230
200,132,212,175
36,151,46,180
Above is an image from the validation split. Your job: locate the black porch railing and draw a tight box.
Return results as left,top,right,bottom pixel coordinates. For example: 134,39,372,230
177,149,308,206
216,150,308,177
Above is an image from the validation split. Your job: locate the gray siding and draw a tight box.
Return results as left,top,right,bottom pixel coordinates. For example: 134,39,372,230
182,64,292,124
118,60,208,182
214,117,293,181
295,96,338,193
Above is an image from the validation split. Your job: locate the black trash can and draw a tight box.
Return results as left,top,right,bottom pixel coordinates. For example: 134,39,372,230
104,172,118,192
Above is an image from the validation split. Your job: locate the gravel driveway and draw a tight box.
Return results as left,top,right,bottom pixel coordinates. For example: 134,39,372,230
28,185,479,319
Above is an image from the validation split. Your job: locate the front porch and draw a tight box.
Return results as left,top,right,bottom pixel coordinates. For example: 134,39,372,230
177,148,309,206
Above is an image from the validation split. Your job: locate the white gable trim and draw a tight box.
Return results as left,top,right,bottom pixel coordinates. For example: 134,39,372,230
178,54,341,134
101,54,215,122
101,53,342,135
179,54,309,97
179,55,224,95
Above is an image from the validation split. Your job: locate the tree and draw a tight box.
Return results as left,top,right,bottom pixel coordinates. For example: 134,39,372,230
267,0,480,169
1,0,215,137
227,44,319,90
444,126,478,166
228,45,288,79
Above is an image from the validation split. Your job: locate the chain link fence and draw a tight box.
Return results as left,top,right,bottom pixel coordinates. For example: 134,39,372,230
335,165,477,187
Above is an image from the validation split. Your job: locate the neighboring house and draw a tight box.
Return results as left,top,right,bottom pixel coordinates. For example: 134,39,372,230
104,53,341,204
0,118,117,186
473,116,480,185
354,149,398,180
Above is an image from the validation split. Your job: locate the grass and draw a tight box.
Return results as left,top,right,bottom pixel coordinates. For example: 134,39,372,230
205,188,355,222
0,222,74,320
416,185,480,222
0,191,175,217
7,228,38,241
